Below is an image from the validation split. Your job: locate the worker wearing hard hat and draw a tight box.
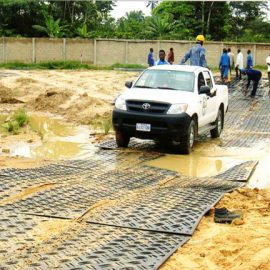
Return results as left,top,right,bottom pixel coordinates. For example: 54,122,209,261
180,35,208,68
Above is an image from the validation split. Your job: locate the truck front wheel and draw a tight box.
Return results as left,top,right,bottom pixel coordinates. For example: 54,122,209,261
210,108,223,138
115,130,130,147
179,120,196,154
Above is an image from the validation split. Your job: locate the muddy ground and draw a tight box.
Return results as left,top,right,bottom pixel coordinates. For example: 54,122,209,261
0,69,270,269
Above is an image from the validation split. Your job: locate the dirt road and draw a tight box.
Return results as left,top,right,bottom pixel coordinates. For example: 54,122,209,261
0,70,270,269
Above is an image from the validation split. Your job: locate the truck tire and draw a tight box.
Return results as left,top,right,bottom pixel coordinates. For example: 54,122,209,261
115,130,130,147
210,108,223,138
179,119,196,154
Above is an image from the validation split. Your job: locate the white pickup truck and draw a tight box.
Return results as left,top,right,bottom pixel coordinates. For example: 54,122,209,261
112,65,228,154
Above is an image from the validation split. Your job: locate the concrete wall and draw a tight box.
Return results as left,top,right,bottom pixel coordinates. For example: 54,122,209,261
66,39,94,64
0,37,270,68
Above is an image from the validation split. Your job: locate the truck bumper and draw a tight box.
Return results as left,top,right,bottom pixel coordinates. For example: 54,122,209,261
112,109,191,140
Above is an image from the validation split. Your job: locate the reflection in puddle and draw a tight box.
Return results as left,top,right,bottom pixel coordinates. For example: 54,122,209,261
148,139,270,188
147,154,240,177
1,114,94,160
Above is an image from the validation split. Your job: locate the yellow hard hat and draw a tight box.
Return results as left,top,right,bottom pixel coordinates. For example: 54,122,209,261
196,35,205,43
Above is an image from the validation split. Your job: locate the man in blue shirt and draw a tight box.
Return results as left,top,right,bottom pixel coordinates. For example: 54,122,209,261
219,48,230,83
147,48,155,67
241,68,262,98
180,35,208,68
246,49,253,69
155,49,169,65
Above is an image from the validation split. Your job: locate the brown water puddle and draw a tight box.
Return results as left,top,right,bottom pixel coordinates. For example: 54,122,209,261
147,140,270,188
1,114,95,160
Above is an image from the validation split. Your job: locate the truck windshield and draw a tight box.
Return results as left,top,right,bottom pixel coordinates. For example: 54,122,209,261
134,70,194,92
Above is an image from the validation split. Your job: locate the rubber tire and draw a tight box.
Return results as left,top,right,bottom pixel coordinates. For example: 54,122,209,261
210,108,223,138
115,130,130,147
179,120,196,154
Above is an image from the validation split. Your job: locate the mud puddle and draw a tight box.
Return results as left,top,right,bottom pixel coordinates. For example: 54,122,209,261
0,114,95,160
147,140,270,188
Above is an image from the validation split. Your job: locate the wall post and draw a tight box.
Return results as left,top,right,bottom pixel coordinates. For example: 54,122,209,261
2,37,4,64
125,41,128,64
94,39,97,65
63,38,66,62
253,44,256,66
32,38,36,63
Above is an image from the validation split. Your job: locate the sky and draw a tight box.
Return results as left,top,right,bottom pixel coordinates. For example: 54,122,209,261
110,0,152,19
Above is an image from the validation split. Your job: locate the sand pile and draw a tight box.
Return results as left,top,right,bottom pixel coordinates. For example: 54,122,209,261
0,83,24,104
162,188,270,270
30,90,72,113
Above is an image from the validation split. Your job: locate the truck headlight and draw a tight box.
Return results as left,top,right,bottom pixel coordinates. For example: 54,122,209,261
115,97,127,111
167,103,188,114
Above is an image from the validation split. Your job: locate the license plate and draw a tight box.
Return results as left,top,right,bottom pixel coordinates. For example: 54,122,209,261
136,123,151,132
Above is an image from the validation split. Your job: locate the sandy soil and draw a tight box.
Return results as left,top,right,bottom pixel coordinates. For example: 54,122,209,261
0,70,138,125
1,69,270,269
161,188,270,270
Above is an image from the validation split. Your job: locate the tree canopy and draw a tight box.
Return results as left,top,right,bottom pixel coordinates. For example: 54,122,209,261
0,0,269,42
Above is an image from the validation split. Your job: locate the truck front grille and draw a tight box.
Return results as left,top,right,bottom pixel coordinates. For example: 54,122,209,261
126,100,170,114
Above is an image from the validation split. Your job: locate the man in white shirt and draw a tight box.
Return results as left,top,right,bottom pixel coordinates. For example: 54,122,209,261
235,49,244,79
228,48,234,76
266,54,270,94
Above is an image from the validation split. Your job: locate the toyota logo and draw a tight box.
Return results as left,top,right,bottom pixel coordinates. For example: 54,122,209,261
142,103,151,110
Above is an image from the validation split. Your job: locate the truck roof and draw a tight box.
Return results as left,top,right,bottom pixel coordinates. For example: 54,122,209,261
149,65,209,73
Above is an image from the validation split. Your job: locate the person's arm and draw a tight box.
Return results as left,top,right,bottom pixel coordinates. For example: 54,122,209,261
219,55,222,69
180,48,191,64
200,47,208,68
151,54,155,65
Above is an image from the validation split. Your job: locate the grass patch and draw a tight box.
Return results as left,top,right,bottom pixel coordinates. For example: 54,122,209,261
0,61,147,70
91,114,112,135
1,109,28,134
110,63,147,69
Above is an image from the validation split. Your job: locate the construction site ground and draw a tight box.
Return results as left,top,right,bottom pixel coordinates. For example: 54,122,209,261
0,69,270,270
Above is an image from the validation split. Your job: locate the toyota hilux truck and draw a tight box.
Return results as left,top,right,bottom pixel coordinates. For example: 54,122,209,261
112,65,228,154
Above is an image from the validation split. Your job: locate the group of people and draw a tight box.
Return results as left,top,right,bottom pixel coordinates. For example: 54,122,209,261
147,35,269,98
218,48,264,98
147,35,206,67
218,48,253,83
147,47,175,66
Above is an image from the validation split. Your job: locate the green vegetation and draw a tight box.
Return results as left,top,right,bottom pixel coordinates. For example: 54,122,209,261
0,1,269,42
91,114,112,135
0,61,147,70
1,109,28,134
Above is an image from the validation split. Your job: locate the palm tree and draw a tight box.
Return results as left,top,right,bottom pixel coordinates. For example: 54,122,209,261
147,0,159,11
145,16,172,39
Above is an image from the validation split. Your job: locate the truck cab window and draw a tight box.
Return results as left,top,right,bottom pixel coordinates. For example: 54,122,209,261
198,72,205,91
203,71,213,89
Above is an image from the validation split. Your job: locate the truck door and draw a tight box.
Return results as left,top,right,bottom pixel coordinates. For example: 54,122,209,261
202,71,218,123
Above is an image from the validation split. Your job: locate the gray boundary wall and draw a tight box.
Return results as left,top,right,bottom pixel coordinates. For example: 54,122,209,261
1,37,269,67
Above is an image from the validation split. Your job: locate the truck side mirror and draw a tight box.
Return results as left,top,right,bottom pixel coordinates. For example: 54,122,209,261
199,85,211,95
125,81,133,88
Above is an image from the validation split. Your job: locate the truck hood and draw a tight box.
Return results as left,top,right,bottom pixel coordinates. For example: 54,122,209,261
119,88,194,104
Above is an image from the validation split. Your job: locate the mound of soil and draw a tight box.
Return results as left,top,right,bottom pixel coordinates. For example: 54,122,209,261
30,91,72,112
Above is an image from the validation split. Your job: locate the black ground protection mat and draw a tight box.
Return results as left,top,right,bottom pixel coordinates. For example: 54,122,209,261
0,211,189,270
169,175,245,192
86,184,223,236
1,183,117,219
214,160,258,182
1,164,176,219
97,138,156,150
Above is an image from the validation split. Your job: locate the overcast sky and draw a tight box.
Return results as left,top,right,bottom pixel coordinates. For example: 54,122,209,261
110,0,152,19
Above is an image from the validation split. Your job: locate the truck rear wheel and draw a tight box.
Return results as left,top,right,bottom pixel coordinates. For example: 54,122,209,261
179,120,196,154
210,108,223,138
115,130,130,147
